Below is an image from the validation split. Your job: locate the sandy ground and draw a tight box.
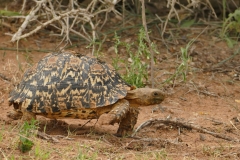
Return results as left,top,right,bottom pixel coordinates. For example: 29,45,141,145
0,25,240,159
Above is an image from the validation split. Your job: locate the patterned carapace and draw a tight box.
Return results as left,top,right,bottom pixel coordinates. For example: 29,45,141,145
9,52,131,114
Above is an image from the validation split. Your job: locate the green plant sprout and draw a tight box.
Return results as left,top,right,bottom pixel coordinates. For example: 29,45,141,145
162,27,208,85
18,119,38,153
163,40,192,85
221,9,240,48
34,142,50,160
112,28,158,87
112,32,124,72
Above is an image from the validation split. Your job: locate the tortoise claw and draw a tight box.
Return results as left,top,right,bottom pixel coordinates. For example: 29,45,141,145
7,110,23,120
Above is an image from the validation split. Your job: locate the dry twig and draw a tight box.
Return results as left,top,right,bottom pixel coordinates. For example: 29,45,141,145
162,0,217,36
8,0,121,54
132,118,239,142
0,149,7,160
140,0,155,87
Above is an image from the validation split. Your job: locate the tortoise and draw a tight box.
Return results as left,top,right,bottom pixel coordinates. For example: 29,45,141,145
8,51,165,136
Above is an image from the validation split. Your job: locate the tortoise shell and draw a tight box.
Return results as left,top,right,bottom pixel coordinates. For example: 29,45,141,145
8,51,131,114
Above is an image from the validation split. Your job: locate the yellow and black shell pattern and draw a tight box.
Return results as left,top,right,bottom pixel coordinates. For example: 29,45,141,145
8,51,131,113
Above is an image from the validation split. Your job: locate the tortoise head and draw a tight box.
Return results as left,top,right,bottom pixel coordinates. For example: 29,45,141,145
125,88,165,106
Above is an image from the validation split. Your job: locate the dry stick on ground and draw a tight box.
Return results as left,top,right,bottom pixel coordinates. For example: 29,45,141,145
140,0,155,87
132,118,240,142
36,131,60,143
213,47,240,68
0,149,7,160
1,22,17,32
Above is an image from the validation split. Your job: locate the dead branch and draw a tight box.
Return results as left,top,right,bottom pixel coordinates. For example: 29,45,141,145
37,131,74,142
0,148,7,160
11,7,92,43
11,0,45,42
140,0,155,87
162,0,177,36
162,0,218,36
1,22,17,32
8,0,121,54
132,118,240,142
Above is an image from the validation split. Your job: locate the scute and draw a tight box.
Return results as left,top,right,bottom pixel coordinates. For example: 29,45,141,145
8,51,131,113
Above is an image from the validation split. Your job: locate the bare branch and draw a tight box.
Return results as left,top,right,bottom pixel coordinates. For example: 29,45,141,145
140,0,155,87
11,0,46,42
132,118,240,142
9,0,121,53
11,8,92,42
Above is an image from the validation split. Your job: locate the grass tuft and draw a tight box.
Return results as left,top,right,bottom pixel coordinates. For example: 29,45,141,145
112,28,158,87
18,119,38,153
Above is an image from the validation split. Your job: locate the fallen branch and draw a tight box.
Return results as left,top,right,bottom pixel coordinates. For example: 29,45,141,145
37,131,75,143
132,118,240,142
0,149,8,160
1,21,17,32
37,131,59,143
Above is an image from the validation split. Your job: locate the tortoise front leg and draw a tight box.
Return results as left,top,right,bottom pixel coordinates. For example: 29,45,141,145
98,99,130,125
21,109,36,121
7,110,23,120
116,107,139,137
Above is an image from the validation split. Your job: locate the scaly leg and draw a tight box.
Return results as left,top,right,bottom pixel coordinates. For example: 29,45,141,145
116,107,139,137
21,109,36,121
98,99,130,125
7,110,23,120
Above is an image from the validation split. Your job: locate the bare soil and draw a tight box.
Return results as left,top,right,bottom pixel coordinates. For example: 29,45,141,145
0,25,240,160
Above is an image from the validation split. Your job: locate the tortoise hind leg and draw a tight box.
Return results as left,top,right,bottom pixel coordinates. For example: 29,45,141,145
98,99,130,125
116,107,139,137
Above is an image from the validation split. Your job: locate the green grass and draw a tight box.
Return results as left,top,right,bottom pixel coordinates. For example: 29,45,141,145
112,28,158,87
34,141,51,159
18,119,38,153
134,149,171,160
202,145,225,158
75,146,98,160
220,8,240,48
0,125,4,142
162,40,192,85
0,121,100,159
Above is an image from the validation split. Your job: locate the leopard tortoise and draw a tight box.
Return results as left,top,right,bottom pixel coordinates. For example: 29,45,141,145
8,51,165,136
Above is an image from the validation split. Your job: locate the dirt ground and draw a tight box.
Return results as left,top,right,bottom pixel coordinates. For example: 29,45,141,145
0,22,240,159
